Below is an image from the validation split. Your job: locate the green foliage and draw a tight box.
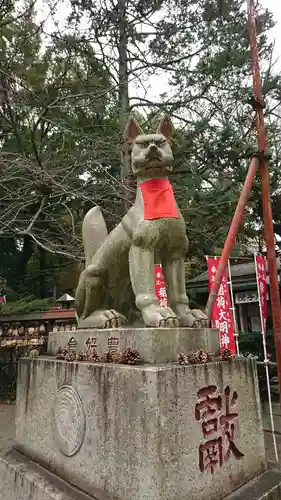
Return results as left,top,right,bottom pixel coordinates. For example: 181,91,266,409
145,0,281,273
239,330,275,361
1,0,281,296
0,1,123,295
0,297,53,316
239,330,278,401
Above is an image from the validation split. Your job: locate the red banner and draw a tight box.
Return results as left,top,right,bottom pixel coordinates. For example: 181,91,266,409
206,258,236,354
154,265,168,307
255,254,267,333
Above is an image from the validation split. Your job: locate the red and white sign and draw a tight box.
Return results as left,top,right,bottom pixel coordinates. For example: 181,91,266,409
255,254,267,333
0,296,6,304
206,257,236,354
154,265,168,307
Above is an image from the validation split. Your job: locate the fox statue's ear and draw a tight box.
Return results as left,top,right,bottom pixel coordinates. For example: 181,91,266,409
124,116,143,143
156,114,173,139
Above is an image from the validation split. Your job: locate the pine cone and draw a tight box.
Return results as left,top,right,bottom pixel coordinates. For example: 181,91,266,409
121,348,141,365
65,351,75,362
56,346,68,360
75,351,86,361
207,351,213,362
188,350,200,364
199,349,213,364
103,350,114,363
221,349,233,361
55,348,62,359
198,349,208,364
178,352,188,365
187,349,213,365
87,350,102,363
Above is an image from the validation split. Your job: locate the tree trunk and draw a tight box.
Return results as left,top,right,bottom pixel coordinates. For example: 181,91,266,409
118,0,129,182
118,0,136,207
38,246,46,299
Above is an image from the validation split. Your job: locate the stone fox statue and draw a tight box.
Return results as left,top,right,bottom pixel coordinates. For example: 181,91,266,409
75,115,207,329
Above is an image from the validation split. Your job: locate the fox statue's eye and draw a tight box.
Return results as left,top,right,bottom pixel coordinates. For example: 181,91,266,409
158,140,167,147
139,143,147,149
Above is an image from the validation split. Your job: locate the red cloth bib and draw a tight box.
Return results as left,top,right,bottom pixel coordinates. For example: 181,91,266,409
138,178,179,220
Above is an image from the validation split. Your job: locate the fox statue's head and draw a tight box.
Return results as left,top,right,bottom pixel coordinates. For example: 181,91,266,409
124,115,174,178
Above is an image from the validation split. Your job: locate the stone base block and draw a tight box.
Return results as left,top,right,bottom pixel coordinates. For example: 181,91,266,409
15,356,266,500
0,449,94,500
48,327,220,363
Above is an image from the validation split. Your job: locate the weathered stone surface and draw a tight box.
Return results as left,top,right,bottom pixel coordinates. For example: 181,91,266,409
225,468,281,499
15,356,265,500
0,449,94,500
48,326,220,363
1,454,280,500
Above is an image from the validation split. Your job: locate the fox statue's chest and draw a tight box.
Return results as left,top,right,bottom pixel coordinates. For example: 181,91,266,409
138,178,179,220
120,178,187,252
121,177,186,249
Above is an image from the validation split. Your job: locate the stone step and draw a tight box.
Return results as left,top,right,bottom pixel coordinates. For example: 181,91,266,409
225,468,281,499
0,449,95,500
1,451,281,500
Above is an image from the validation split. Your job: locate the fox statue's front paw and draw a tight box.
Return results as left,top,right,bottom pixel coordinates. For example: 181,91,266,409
80,309,127,329
176,307,208,328
141,305,179,328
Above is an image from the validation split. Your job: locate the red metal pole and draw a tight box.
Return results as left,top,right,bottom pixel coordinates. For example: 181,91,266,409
247,0,281,400
206,156,259,322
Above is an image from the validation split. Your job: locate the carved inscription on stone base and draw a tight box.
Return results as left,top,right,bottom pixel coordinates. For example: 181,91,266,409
52,385,86,457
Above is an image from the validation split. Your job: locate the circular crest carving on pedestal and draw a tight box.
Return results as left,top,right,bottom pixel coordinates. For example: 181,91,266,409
52,385,86,457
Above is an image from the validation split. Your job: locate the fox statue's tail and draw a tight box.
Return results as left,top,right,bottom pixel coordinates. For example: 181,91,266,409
75,206,108,317
82,206,108,267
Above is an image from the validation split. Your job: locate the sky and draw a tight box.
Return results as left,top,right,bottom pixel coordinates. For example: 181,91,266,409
36,0,281,103
261,0,281,62
147,0,281,101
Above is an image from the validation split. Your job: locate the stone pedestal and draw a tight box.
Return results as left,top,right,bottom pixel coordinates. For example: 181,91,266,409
9,356,268,500
2,322,281,500
48,327,220,363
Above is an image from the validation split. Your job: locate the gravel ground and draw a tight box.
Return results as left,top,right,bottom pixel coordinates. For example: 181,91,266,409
0,403,281,470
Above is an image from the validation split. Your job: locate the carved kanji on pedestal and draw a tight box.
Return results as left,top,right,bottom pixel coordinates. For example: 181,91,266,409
195,385,244,474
